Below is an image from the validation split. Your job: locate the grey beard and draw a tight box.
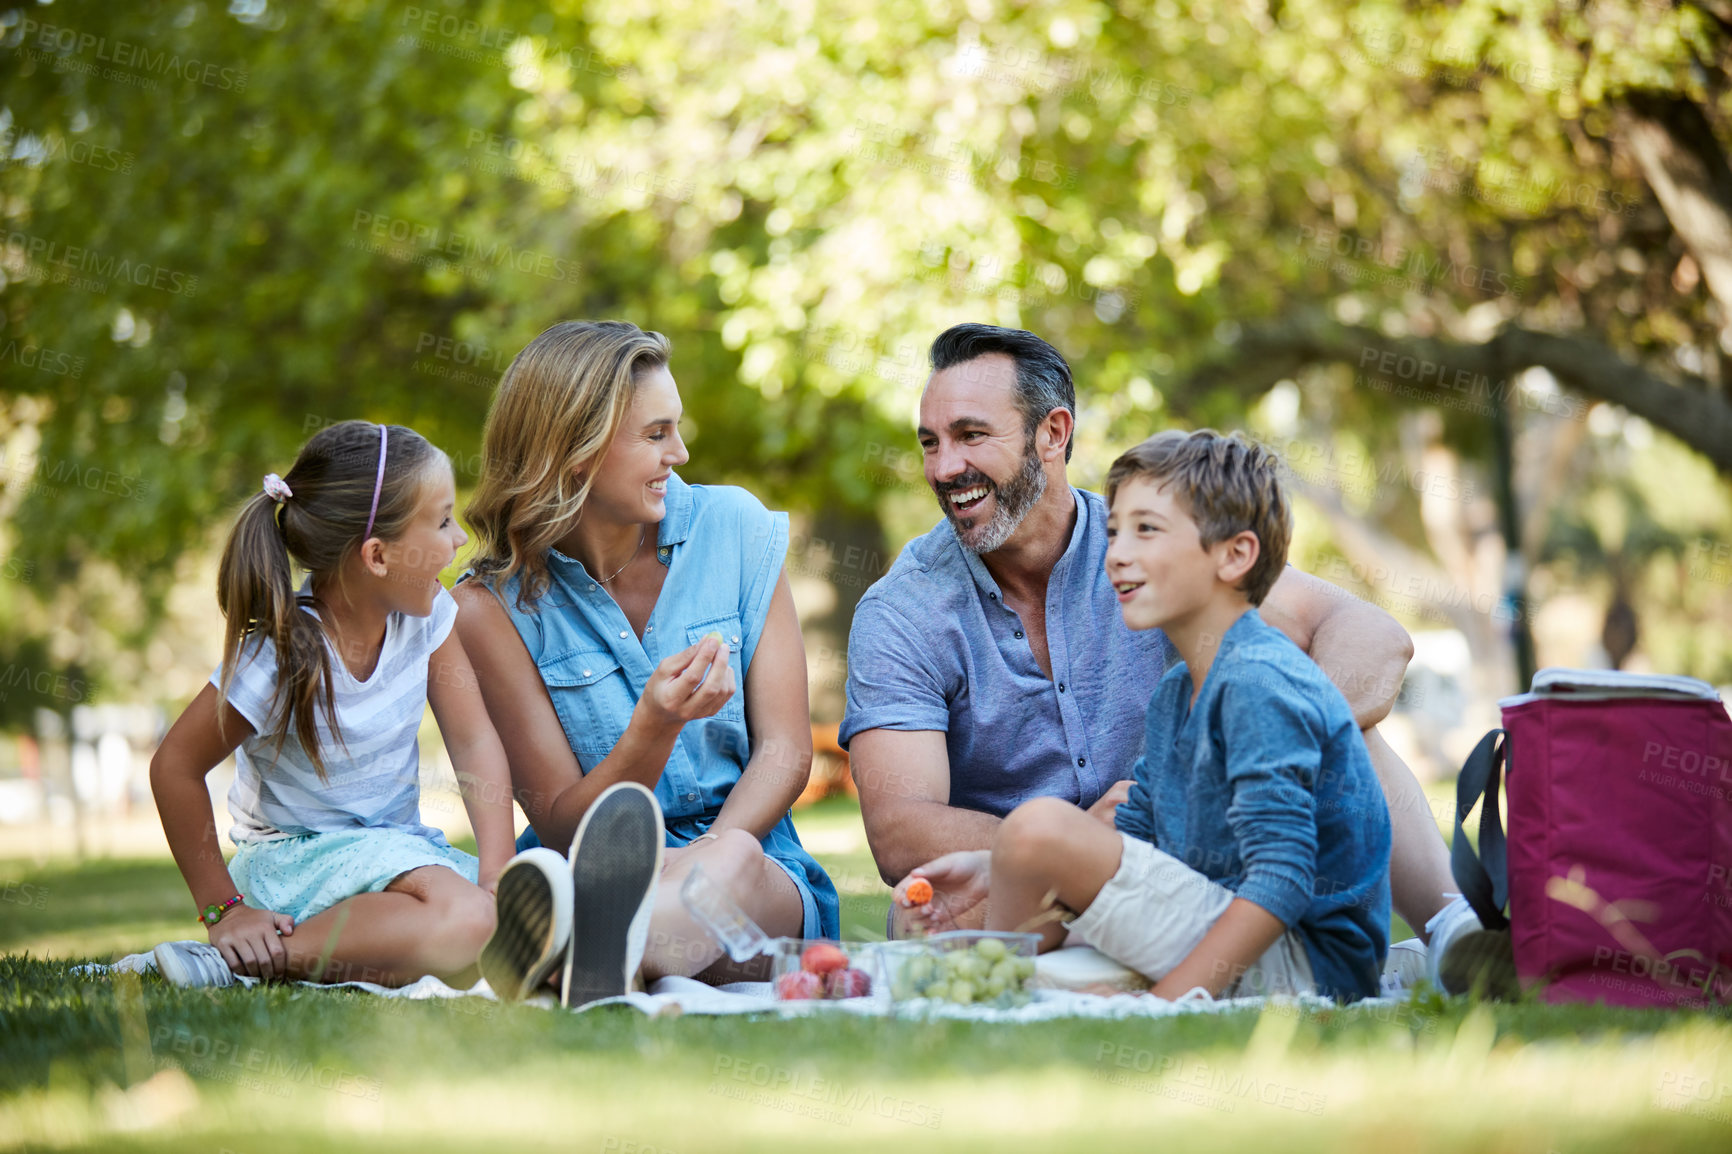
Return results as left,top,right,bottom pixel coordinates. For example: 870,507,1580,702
954,449,1047,555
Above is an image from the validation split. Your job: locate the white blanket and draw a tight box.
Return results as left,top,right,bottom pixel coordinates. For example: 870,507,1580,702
76,952,1363,1021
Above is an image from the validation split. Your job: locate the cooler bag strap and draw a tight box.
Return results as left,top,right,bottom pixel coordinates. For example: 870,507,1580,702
1451,728,1512,931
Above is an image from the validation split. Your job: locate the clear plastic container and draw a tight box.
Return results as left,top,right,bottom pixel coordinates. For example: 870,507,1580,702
767,938,878,1001
878,930,1040,1007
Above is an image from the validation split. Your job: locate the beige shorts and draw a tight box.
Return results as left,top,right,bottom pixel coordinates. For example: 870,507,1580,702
1068,833,1315,998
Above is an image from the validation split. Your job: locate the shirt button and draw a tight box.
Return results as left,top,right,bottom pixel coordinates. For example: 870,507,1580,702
659,547,670,557
582,669,593,677
686,792,697,801
731,635,740,645
618,630,629,639
588,583,597,591
1014,631,1024,640
1058,682,1067,693
1077,757,1087,768
646,625,654,633
989,592,997,601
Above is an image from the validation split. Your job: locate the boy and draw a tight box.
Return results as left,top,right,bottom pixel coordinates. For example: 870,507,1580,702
894,429,1391,1001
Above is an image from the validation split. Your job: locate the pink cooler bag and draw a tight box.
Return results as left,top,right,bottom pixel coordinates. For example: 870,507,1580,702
1451,668,1732,1006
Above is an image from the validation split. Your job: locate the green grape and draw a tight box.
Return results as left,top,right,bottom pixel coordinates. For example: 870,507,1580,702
950,980,975,1005
975,937,1007,961
984,976,1007,998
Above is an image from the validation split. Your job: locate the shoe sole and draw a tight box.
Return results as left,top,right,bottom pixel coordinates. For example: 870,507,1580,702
153,941,232,989
478,857,566,1001
562,784,663,1008
1438,928,1520,999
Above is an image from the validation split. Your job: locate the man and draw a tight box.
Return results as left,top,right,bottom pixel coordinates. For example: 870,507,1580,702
842,324,1472,975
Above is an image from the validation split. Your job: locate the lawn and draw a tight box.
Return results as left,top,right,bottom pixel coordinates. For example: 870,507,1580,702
2,798,1730,1153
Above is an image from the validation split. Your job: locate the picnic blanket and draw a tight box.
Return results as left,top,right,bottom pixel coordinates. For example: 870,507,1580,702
77,951,1368,1021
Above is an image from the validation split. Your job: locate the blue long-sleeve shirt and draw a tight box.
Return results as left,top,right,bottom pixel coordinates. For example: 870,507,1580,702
1116,609,1391,1001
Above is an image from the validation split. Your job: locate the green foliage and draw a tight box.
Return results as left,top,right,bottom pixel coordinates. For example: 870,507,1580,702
1,0,1728,680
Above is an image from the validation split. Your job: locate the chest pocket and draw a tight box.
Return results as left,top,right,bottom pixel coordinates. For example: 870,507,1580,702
685,613,747,724
539,649,630,764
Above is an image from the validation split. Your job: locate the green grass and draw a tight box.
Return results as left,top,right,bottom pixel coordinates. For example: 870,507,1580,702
2,799,1731,1152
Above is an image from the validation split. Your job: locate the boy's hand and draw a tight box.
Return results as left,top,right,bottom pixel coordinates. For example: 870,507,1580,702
892,850,991,934
209,905,295,980
1086,780,1133,827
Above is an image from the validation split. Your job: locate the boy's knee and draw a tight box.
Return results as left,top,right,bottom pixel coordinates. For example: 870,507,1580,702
996,797,1073,867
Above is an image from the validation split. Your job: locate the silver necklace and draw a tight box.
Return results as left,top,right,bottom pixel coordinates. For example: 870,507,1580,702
597,526,645,584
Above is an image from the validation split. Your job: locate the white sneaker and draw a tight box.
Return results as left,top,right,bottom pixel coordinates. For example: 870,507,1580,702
1381,937,1429,996
1424,895,1480,987
153,940,237,989
478,847,573,1001
561,781,664,1008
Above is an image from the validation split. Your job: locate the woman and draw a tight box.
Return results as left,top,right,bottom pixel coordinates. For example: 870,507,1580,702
454,320,838,993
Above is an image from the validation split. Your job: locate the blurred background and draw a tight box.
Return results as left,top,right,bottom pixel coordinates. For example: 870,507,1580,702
2,0,1730,860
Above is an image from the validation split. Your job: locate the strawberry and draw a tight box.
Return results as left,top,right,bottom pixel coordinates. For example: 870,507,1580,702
800,943,849,975
774,970,824,1000
825,967,873,999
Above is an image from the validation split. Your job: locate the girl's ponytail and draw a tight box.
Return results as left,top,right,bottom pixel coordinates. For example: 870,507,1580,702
215,422,442,779
216,491,339,778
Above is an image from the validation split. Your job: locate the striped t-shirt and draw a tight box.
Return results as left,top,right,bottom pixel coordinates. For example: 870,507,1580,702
211,580,457,844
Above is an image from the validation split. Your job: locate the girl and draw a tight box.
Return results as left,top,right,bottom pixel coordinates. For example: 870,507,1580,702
149,421,516,988
454,320,838,998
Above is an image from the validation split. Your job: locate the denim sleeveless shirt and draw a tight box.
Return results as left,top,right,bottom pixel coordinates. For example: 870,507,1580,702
466,473,839,939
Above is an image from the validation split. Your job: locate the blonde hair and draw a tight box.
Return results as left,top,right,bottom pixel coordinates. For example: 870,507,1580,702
465,320,672,607
1104,429,1291,606
217,421,446,777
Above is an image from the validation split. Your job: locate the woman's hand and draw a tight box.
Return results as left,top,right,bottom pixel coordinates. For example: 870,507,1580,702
892,850,992,935
209,905,296,980
637,636,736,732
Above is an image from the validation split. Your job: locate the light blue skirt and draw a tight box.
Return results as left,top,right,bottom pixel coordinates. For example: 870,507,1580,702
229,827,480,924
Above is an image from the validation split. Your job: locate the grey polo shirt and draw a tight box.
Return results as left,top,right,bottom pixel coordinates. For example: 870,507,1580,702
840,487,1172,817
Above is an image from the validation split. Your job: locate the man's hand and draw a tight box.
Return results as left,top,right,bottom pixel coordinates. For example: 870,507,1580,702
891,850,991,935
209,905,295,980
1086,780,1133,827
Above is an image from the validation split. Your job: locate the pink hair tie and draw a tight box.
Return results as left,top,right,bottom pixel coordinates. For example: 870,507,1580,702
261,473,293,503
363,423,387,540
